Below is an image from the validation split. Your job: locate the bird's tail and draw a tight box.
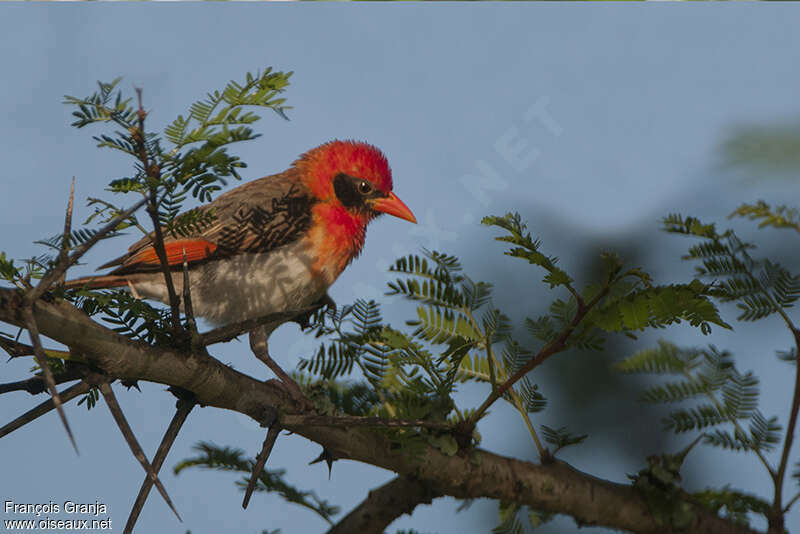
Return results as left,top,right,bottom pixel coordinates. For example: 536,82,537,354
62,275,130,291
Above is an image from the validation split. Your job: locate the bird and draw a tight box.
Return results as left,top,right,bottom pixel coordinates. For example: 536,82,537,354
63,140,416,398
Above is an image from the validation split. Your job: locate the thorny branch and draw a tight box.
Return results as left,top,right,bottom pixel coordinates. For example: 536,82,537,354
0,381,90,439
0,289,762,534
33,195,148,302
22,306,77,453
96,380,182,521
0,365,84,395
133,87,182,333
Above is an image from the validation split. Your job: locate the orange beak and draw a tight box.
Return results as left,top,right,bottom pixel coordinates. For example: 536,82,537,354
372,192,417,223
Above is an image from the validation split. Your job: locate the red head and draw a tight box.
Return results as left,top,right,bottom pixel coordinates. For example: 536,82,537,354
295,140,416,284
293,140,416,224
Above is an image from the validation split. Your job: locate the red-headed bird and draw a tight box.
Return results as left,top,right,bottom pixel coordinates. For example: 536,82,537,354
64,140,416,393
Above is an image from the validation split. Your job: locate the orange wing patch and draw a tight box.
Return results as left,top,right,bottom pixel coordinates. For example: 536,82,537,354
126,239,218,268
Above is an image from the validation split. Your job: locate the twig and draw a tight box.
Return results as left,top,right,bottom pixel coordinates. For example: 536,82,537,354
463,306,546,457
124,393,195,534
98,381,182,522
29,196,148,302
0,334,77,361
783,489,800,514
134,87,182,334
773,326,800,525
242,423,281,509
0,285,762,534
471,285,610,422
0,367,83,395
0,333,36,358
687,369,775,478
22,307,78,453
55,178,75,285
0,381,90,439
180,249,207,357
181,250,197,338
200,305,319,346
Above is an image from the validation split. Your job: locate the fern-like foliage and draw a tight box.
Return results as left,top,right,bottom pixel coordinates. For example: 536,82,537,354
664,213,800,322
63,77,138,138
298,298,458,424
62,68,292,262
160,67,292,204
616,341,782,454
34,227,122,255
540,425,588,455
296,214,734,464
481,213,573,289
589,280,731,335
729,200,800,232
173,442,338,524
692,487,771,528
65,289,174,347
0,252,23,288
76,387,99,410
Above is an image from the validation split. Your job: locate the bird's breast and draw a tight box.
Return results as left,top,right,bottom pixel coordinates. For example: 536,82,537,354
131,240,329,326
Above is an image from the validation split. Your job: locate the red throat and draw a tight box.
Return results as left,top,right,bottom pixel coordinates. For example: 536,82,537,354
293,140,399,285
306,203,370,285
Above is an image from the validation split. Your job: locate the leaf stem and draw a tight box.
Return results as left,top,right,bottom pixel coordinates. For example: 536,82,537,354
471,284,610,423
773,325,800,522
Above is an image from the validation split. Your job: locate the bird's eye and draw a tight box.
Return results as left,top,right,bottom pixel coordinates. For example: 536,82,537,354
358,180,373,195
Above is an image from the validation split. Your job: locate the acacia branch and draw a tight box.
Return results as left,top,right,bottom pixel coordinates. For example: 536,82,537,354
281,414,452,432
96,380,181,521
0,333,77,361
55,178,75,286
771,325,800,533
0,288,763,534
30,195,148,302
0,381,90,439
0,366,83,395
472,285,610,421
326,476,442,534
133,87,182,333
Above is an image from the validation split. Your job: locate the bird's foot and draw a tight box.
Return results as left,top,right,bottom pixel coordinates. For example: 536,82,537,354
249,329,312,411
292,292,337,330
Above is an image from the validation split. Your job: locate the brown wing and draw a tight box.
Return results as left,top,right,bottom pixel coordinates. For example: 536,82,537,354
103,170,315,275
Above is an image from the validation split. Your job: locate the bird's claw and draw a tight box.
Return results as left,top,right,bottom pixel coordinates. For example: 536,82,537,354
319,293,337,314
292,293,337,330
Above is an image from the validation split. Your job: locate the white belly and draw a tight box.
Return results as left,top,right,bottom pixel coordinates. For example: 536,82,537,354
131,242,327,326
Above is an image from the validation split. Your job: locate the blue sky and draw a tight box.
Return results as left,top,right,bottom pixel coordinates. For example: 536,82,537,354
2,4,800,533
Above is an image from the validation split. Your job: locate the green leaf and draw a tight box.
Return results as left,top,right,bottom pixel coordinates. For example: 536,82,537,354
427,434,458,456
693,486,771,527
482,213,574,290
729,200,800,231
174,442,338,523
541,425,587,455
